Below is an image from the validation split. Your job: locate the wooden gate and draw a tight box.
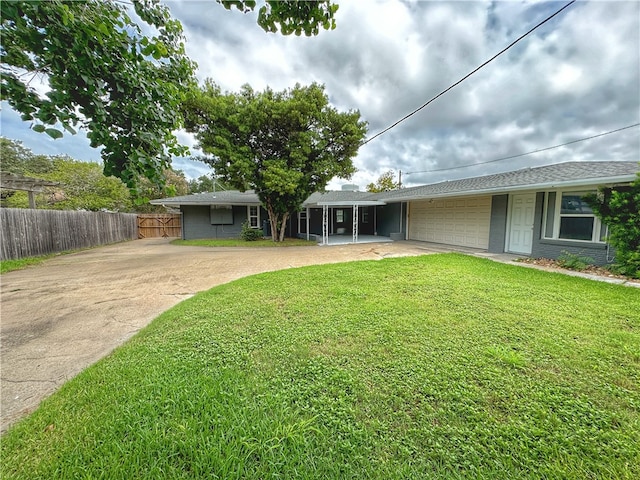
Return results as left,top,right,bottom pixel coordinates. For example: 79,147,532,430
137,214,182,238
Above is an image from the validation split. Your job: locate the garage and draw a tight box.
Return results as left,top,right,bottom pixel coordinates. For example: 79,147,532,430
408,196,491,249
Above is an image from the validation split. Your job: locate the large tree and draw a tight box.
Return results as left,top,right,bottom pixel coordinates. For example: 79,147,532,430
1,0,338,193
183,82,367,241
1,0,196,192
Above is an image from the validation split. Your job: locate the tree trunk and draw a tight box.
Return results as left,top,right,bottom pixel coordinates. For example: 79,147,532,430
278,212,289,242
265,200,286,242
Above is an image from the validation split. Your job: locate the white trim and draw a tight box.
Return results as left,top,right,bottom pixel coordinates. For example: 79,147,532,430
543,189,605,243
247,205,260,229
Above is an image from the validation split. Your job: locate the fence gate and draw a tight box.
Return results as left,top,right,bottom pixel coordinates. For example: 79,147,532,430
137,214,181,238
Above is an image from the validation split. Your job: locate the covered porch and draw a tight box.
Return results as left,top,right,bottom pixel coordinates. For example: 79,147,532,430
299,199,389,245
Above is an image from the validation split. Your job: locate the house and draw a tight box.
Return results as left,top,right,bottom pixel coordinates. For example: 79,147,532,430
151,161,638,265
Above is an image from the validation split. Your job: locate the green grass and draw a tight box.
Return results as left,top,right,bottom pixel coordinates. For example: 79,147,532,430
171,237,317,247
0,254,56,274
2,253,639,479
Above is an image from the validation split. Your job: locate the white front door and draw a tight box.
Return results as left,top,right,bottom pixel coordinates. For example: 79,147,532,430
508,193,535,254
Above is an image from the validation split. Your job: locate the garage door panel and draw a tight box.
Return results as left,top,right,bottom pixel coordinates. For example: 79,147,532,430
409,196,491,248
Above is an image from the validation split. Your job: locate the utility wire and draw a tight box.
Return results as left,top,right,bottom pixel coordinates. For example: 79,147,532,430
405,122,640,175
362,0,576,145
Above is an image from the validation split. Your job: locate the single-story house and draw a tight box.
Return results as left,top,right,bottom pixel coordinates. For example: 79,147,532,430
151,161,638,265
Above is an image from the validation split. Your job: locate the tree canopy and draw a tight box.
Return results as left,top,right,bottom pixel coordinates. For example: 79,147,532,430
1,0,338,194
1,0,196,192
366,170,401,192
0,137,187,212
220,0,338,36
183,81,367,241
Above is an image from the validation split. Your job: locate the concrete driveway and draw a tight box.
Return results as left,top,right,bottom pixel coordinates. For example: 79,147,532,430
1,238,432,433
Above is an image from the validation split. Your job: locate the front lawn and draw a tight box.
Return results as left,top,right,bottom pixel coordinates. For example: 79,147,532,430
2,254,639,479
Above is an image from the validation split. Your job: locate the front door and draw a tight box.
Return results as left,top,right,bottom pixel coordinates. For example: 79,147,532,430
508,193,535,254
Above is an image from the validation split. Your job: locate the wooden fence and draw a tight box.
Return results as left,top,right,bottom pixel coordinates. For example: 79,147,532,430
137,214,181,239
1,208,138,260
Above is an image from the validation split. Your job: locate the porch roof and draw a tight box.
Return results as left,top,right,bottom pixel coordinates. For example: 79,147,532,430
302,190,385,207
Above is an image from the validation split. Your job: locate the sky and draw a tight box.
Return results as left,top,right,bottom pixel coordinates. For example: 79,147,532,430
1,0,639,189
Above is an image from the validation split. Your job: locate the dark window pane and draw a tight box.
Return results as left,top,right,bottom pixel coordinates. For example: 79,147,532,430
559,217,594,240
561,194,593,214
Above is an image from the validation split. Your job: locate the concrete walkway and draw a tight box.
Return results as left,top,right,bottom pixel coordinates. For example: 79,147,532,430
1,238,637,434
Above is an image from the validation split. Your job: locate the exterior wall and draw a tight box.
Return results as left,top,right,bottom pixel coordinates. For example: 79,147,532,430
488,194,508,253
375,202,406,237
181,205,264,240
530,192,613,265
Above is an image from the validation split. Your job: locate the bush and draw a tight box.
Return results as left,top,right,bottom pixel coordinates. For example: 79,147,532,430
240,221,264,241
585,170,640,279
557,251,594,271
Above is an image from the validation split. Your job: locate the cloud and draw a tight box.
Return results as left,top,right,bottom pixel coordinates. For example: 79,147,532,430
2,0,638,189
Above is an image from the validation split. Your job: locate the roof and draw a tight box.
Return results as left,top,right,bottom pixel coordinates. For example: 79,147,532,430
150,190,261,206
379,161,638,202
303,190,385,207
150,161,638,207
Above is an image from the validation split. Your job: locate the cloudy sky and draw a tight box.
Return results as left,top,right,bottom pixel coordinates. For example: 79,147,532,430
2,0,639,189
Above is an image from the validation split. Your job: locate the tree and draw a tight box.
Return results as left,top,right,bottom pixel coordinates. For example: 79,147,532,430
188,174,231,194
0,137,53,175
183,81,367,241
4,156,134,212
135,168,190,213
366,170,400,192
220,0,338,36
1,0,196,192
1,1,338,193
585,171,640,278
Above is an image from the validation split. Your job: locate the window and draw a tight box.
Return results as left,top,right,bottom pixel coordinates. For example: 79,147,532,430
210,206,233,225
543,191,605,242
361,208,369,224
248,205,260,228
336,209,344,223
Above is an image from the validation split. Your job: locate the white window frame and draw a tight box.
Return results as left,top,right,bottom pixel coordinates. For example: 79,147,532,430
361,208,369,224
247,205,260,229
543,190,605,243
298,210,307,232
336,209,344,223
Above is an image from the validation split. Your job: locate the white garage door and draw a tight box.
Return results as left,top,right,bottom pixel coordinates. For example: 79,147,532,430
408,196,491,249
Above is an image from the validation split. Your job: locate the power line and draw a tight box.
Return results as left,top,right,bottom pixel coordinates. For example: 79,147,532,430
405,122,640,175
362,0,576,145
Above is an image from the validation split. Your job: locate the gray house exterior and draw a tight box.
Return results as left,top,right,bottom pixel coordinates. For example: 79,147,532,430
151,161,638,265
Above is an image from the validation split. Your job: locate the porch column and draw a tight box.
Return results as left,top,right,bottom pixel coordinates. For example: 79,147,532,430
322,204,328,245
352,204,359,243
306,207,310,241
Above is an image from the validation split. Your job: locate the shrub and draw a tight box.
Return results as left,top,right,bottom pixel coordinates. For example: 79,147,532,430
240,221,264,241
585,170,640,279
557,251,594,271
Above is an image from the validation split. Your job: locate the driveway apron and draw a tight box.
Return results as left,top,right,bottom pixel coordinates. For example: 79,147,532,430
1,238,430,433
